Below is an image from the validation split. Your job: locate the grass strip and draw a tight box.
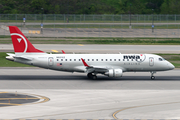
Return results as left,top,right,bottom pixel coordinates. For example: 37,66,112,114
0,52,32,67
1,37,180,45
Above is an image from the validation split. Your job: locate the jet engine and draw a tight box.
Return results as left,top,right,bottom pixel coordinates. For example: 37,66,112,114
105,69,123,77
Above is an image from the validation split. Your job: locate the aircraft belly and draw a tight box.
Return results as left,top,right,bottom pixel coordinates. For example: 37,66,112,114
53,62,85,72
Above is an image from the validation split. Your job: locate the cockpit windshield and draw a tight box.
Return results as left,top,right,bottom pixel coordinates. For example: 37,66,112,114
159,58,165,61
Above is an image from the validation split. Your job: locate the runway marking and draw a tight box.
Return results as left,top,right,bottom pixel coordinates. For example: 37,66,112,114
0,92,8,94
112,100,180,119
78,44,84,46
51,50,59,53
20,99,180,119
0,98,43,100
0,103,21,106
0,92,50,107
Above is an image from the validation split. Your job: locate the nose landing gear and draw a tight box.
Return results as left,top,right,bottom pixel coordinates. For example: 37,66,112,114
150,71,156,80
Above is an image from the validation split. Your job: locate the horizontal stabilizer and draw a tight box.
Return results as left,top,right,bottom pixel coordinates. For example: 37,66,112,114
6,53,15,57
14,56,33,61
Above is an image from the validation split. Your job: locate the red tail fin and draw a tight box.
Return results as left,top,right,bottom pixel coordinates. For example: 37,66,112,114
9,26,44,54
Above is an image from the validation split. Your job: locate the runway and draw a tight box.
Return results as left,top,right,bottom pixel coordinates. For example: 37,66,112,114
1,44,180,53
0,68,180,89
1,68,180,119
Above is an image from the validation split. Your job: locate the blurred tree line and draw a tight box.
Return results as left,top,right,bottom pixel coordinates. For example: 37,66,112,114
0,0,180,14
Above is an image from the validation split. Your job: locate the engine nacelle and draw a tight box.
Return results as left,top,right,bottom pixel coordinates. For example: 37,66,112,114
105,69,123,77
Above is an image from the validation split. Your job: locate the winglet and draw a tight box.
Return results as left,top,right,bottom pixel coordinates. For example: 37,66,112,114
62,50,66,54
81,58,90,67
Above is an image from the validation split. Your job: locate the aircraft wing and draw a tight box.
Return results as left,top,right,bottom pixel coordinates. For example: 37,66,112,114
81,58,108,73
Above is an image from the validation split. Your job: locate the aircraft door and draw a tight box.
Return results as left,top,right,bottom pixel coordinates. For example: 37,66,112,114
149,57,154,66
48,57,54,66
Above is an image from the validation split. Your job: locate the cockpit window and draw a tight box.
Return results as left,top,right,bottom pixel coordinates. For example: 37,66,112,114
159,58,163,61
159,58,165,61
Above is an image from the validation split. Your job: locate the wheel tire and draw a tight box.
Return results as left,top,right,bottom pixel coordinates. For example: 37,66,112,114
151,76,155,80
92,75,97,80
87,73,93,78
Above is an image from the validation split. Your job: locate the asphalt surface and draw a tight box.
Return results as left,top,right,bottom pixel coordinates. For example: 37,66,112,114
1,44,180,53
1,26,180,37
2,22,180,25
0,68,180,119
0,68,180,90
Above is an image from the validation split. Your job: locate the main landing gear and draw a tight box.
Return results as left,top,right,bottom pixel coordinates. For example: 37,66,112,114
87,73,97,80
150,71,156,80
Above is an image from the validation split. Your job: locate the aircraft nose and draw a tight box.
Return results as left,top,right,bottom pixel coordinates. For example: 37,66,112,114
168,63,175,70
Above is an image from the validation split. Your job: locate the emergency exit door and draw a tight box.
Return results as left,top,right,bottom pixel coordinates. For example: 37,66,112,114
48,57,54,66
149,57,154,66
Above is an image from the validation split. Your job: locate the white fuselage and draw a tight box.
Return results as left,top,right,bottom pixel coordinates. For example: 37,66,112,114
14,53,174,73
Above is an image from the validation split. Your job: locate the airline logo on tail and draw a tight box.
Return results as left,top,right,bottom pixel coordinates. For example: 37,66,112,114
9,26,44,54
10,33,28,53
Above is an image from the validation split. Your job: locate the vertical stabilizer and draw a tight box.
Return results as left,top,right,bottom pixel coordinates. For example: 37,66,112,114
9,26,45,54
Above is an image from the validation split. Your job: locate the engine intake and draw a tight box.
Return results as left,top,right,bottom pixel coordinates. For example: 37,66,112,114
105,69,123,77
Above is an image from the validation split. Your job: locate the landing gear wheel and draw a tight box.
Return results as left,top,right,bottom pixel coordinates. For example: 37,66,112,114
87,73,93,78
92,75,97,80
150,71,156,80
151,76,155,80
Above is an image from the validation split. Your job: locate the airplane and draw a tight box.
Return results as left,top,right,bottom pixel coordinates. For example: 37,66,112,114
6,26,175,80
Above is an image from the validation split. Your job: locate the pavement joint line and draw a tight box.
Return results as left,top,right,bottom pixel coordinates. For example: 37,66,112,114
112,100,180,119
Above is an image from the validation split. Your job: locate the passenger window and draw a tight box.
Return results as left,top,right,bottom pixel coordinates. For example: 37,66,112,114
114,59,116,61
57,59,58,61
88,59,89,61
70,59,71,61
110,59,112,61
101,59,103,61
106,59,108,61
92,59,94,61
65,59,67,61
96,59,98,61
119,59,120,61
61,59,63,61
79,59,81,61
74,59,76,61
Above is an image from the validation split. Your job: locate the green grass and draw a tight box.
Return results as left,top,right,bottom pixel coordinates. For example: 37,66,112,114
0,35,11,38
2,37,180,45
0,52,32,67
1,52,180,68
